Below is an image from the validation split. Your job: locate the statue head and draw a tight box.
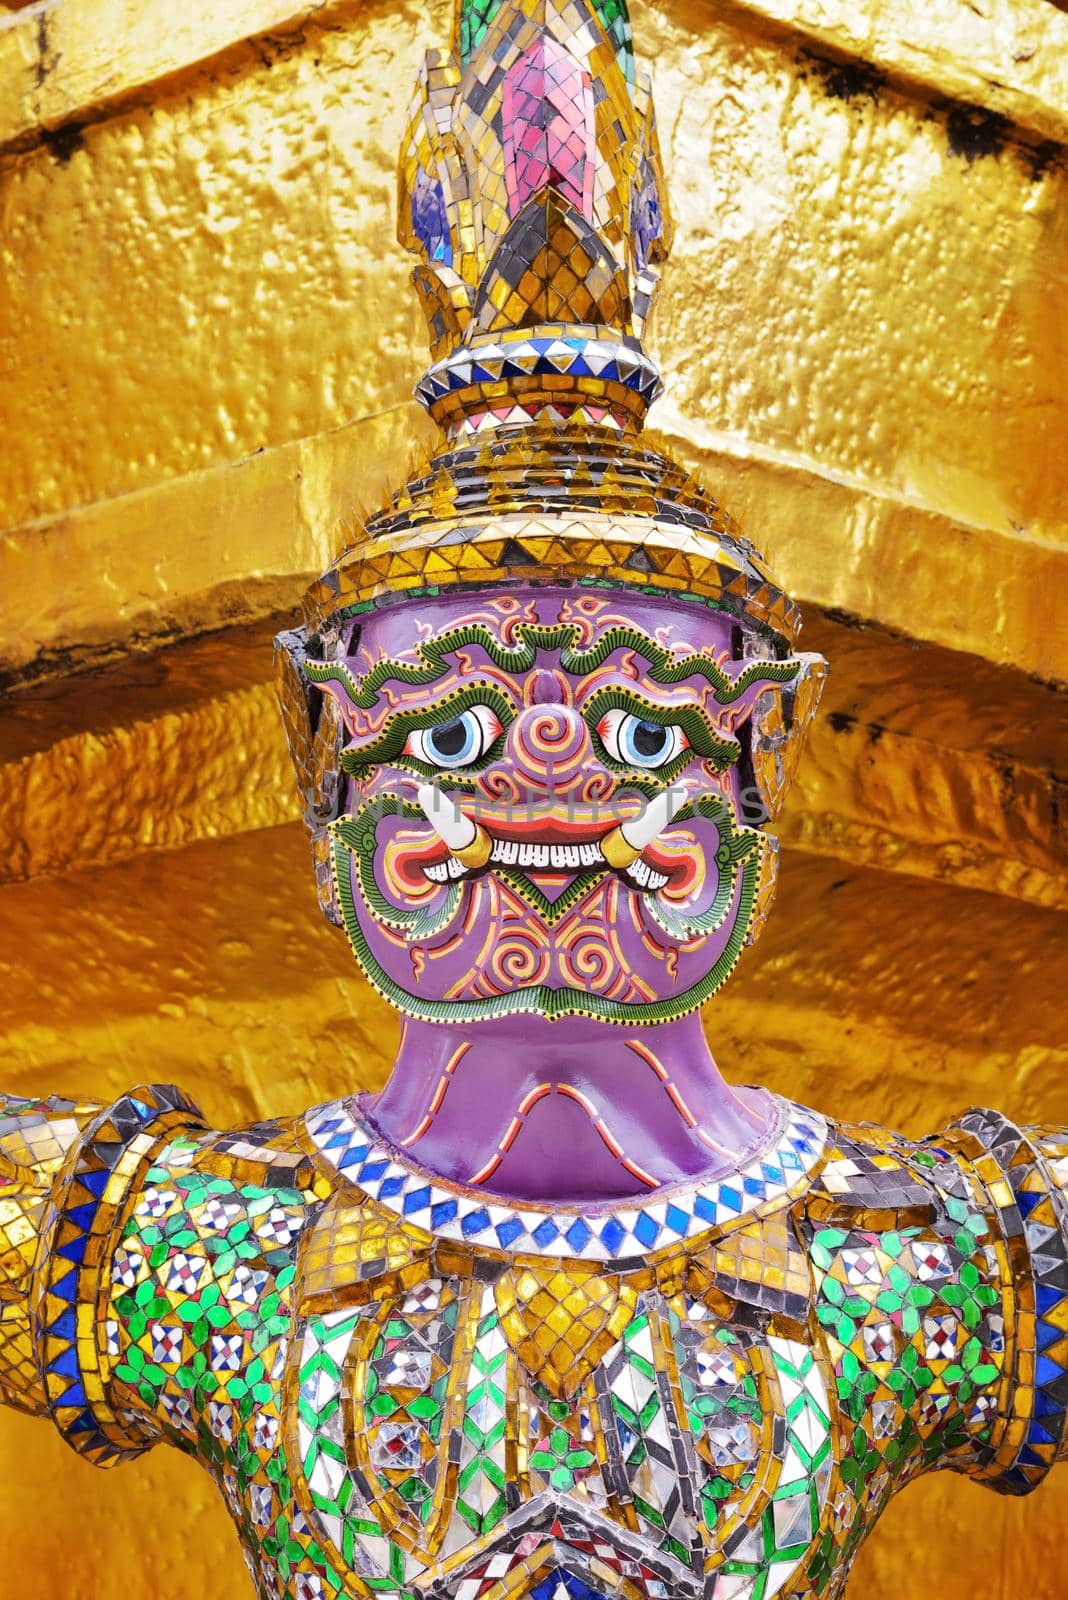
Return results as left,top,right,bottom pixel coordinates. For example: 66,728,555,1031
275,0,826,1026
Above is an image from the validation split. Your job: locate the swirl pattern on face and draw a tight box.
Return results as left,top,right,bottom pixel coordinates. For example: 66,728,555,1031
307,590,799,1024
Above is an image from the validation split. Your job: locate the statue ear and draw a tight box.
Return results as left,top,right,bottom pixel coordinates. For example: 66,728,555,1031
273,628,346,925
737,653,828,827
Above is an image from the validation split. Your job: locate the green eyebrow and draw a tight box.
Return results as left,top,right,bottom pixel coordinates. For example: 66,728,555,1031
338,682,516,774
303,621,800,709
581,685,742,776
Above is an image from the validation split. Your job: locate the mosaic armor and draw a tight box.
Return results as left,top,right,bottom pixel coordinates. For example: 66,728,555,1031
4,1090,1068,1600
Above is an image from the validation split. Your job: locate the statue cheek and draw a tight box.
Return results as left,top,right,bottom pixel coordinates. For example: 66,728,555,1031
329,812,467,940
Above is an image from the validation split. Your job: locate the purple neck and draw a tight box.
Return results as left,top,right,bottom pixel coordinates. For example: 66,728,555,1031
362,1013,774,1203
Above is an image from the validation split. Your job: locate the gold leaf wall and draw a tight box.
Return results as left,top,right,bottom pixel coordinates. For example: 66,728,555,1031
0,0,1065,1593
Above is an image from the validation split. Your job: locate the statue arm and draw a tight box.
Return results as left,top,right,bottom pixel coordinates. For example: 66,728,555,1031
0,1093,102,1416
1029,1125,1068,1465
937,1110,1068,1494
0,1084,205,1465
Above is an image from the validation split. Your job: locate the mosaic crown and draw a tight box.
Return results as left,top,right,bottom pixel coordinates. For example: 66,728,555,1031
301,0,802,652
400,0,672,435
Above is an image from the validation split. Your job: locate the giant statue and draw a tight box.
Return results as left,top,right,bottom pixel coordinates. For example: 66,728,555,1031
2,2,1066,1597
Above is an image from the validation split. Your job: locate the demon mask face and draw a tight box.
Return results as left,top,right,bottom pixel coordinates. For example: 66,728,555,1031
280,587,824,1026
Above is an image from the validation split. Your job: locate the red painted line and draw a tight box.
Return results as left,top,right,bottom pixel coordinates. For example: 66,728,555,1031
399,1042,472,1146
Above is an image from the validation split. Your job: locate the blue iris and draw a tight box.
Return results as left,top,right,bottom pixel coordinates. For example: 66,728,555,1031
422,711,482,767
618,714,673,768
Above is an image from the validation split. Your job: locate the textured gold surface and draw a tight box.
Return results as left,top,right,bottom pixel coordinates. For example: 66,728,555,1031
2,0,1067,674
0,0,1065,1591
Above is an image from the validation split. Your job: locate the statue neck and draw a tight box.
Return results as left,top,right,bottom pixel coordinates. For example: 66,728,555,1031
362,1013,774,1204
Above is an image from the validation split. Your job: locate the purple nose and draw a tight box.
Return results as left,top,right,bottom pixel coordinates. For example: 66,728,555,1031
505,706,591,797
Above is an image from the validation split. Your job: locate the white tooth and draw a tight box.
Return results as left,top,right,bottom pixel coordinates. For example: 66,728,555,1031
619,783,687,854
628,858,652,888
416,782,477,853
579,843,600,866
647,870,669,889
518,843,536,866
490,841,506,863
500,840,518,864
549,845,569,869
532,844,549,867
565,845,581,867
424,862,449,883
446,856,466,879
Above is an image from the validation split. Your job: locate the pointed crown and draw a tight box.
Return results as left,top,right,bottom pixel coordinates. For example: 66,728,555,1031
299,0,803,655
399,0,673,436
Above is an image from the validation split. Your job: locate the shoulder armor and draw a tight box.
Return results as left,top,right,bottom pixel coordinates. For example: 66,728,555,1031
805,1119,943,1229
941,1108,1068,1495
2,1084,206,1467
0,1094,103,1415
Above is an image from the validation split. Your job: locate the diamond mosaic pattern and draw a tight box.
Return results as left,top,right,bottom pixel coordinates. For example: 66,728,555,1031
304,1097,826,1261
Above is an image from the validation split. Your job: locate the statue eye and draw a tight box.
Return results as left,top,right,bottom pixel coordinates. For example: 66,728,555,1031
404,705,502,768
597,708,688,770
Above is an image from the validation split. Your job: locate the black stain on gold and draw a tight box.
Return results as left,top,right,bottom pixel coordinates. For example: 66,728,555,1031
946,106,1010,163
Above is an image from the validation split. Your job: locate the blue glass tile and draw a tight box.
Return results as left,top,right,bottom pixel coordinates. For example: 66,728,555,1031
693,1193,718,1224
664,1204,689,1236
48,1346,81,1378
599,1216,626,1253
532,1218,559,1248
461,1207,491,1237
496,1218,525,1248
531,1569,609,1600
1036,1354,1063,1385
338,1146,370,1170
718,1186,742,1213
358,1160,390,1184
431,1199,458,1228
565,1218,592,1252
48,1308,77,1341
51,1267,79,1302
633,1212,659,1248
402,1185,432,1216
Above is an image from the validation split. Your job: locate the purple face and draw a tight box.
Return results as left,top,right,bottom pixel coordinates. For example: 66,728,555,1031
306,589,800,1025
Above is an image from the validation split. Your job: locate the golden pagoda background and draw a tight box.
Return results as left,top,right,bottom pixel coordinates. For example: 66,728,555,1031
0,0,1066,1593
